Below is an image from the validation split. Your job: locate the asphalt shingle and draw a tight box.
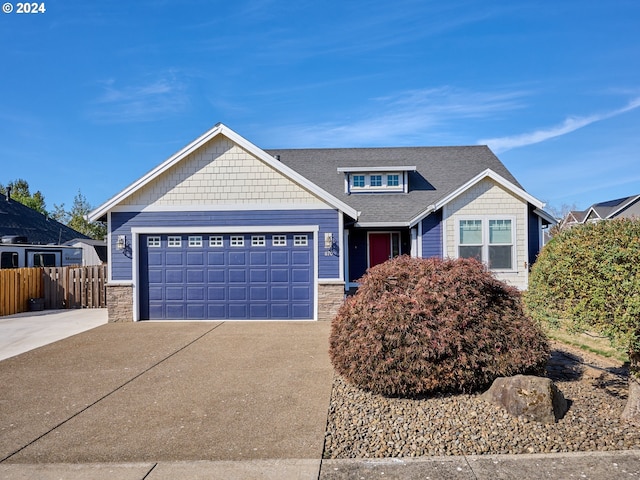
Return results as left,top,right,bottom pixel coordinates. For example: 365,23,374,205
266,146,522,224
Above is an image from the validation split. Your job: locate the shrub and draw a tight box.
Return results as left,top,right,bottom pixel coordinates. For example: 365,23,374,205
329,256,549,397
525,218,640,375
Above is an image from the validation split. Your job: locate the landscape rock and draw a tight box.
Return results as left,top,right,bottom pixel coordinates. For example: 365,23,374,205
480,375,567,424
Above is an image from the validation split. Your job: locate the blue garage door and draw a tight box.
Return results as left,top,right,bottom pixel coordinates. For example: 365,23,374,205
139,233,314,320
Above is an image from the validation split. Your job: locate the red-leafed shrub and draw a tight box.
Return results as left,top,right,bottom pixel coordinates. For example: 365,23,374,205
329,256,549,397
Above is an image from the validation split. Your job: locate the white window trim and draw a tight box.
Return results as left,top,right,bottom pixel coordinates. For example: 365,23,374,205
348,172,405,193
455,215,516,272
188,236,203,247
251,235,266,247
209,236,223,247
168,236,182,247
272,235,287,246
294,234,308,246
147,236,161,248
230,236,245,247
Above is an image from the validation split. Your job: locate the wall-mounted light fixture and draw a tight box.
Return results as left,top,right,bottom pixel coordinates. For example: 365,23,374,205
324,232,335,256
116,235,127,250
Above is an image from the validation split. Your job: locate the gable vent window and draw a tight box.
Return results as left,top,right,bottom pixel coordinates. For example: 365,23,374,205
340,167,414,194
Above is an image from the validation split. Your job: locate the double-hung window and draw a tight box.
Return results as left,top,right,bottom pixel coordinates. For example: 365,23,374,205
458,220,483,261
488,220,513,269
458,218,514,270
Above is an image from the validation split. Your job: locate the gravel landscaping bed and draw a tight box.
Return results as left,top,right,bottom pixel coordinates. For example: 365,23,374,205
323,343,640,458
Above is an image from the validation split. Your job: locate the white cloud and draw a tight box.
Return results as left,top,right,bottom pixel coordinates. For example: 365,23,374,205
270,87,527,147
89,73,189,123
479,97,640,153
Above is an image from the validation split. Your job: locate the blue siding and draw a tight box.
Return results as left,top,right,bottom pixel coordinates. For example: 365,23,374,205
110,209,340,281
421,210,442,258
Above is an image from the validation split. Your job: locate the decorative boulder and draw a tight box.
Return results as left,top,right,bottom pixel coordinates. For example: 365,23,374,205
481,375,567,424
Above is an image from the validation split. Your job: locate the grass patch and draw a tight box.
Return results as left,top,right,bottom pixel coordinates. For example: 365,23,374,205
544,325,629,363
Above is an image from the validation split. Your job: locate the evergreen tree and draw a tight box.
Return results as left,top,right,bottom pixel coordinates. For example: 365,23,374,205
0,179,47,215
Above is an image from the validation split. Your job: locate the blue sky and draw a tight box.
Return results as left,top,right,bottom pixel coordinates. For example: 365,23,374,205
1,0,639,216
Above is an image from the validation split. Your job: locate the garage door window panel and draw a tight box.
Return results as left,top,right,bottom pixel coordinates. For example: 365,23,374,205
189,236,203,247
209,236,223,247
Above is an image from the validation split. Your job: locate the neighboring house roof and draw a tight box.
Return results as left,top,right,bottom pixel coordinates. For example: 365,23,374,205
267,146,548,226
566,194,640,225
0,193,89,245
583,194,640,220
565,210,586,224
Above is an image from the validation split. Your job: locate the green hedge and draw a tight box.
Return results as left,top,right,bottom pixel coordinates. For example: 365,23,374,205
525,218,640,365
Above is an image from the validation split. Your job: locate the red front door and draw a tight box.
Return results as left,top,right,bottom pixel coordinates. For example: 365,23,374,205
369,233,392,267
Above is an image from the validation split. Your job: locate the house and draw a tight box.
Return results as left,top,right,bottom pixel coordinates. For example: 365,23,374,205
89,123,555,323
581,195,640,223
0,192,89,245
559,194,640,229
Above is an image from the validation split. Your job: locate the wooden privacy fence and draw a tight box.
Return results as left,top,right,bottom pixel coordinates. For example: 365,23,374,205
0,265,107,316
0,268,43,317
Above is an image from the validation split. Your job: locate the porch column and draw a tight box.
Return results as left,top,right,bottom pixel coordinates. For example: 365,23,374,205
411,227,418,257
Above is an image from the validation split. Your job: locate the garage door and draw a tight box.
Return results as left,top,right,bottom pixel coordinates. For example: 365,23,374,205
139,233,314,320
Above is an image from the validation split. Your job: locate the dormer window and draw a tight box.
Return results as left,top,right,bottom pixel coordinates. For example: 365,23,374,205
338,165,416,194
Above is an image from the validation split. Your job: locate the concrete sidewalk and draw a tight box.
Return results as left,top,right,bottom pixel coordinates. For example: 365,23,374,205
1,450,639,479
1,317,639,479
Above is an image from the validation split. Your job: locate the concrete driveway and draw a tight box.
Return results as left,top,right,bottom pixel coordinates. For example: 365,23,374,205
0,309,107,361
0,321,333,466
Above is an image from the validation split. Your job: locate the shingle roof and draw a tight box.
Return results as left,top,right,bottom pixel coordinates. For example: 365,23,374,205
589,195,640,219
0,193,89,244
265,146,524,224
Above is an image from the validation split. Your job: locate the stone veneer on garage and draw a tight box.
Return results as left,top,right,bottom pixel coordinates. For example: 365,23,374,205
106,284,134,323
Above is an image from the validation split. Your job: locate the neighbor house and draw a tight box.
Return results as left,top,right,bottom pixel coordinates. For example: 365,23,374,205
89,124,555,323
577,194,640,224
0,192,88,245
